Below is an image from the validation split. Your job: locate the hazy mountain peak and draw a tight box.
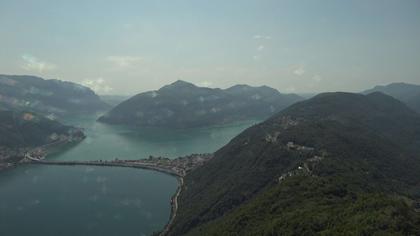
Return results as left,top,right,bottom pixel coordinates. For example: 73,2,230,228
311,91,358,99
281,91,415,119
0,74,109,118
374,82,419,89
98,81,304,128
226,84,253,90
164,80,197,89
363,82,420,113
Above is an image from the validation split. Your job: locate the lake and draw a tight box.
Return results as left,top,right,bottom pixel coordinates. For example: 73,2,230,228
0,116,256,236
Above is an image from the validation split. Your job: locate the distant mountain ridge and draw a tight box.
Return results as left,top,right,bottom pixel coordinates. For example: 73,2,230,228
98,80,303,128
363,82,420,113
100,95,130,106
0,75,109,119
168,91,420,235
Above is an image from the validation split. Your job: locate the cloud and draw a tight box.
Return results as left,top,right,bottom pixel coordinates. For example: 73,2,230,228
106,56,143,68
312,74,322,82
81,77,113,94
286,86,296,92
21,54,56,73
199,81,212,87
253,45,265,61
252,34,271,61
257,45,265,51
293,66,305,76
253,35,272,40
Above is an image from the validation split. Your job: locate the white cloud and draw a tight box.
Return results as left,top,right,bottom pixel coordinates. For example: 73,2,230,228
106,56,143,68
257,45,265,51
81,77,113,94
21,54,56,73
312,74,322,82
199,81,212,87
253,35,272,40
286,86,296,92
293,66,305,76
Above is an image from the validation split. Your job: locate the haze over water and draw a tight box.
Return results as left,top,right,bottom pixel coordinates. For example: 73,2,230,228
0,115,256,236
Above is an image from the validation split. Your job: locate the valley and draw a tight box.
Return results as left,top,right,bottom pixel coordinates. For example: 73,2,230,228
1,2,420,234
0,113,255,236
1,75,420,235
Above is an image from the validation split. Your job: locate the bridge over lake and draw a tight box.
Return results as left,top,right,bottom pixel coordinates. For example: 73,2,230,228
26,158,182,177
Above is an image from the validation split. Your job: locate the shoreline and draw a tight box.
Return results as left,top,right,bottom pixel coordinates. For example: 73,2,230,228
2,155,185,236
160,176,184,236
26,159,183,235
27,160,181,177
0,130,85,173
10,153,212,236
24,156,211,236
28,160,184,236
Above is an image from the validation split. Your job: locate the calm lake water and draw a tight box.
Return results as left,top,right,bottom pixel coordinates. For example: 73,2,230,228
0,116,256,236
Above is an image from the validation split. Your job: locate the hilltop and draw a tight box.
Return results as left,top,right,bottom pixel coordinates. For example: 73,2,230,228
0,74,109,119
363,82,420,113
0,110,85,170
98,80,303,128
167,92,420,235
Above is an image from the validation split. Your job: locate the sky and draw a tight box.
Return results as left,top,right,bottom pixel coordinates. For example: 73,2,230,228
0,0,419,95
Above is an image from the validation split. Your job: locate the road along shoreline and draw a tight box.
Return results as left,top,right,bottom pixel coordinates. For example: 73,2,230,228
25,154,213,236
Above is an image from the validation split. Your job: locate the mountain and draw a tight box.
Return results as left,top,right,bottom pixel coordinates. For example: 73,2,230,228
0,110,85,169
167,92,420,235
98,80,303,128
100,95,130,106
363,82,420,113
0,75,110,119
0,110,82,148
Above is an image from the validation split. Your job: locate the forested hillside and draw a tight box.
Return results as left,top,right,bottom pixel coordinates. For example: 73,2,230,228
168,92,420,235
98,80,303,128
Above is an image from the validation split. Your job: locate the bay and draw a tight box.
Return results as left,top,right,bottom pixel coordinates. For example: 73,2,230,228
0,116,256,236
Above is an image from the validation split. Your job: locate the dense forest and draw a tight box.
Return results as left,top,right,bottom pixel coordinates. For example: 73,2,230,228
168,92,420,235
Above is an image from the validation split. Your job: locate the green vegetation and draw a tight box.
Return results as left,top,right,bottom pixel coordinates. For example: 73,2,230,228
363,82,420,113
98,80,303,128
0,110,77,147
168,92,420,235
0,74,109,118
0,110,84,166
189,176,420,236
